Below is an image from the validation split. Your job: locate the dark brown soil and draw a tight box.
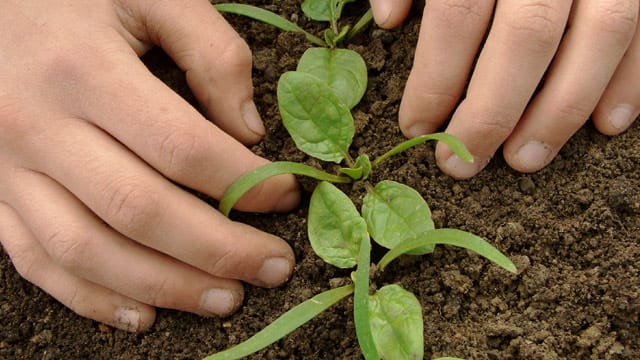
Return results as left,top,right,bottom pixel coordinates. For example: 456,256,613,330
2,1,639,359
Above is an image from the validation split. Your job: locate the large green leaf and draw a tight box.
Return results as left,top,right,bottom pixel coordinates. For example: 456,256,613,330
308,181,367,268
278,71,354,163
369,285,424,360
362,180,435,255
297,48,367,109
301,0,356,22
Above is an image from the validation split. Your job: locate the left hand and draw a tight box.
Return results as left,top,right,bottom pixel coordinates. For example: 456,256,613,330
370,0,639,178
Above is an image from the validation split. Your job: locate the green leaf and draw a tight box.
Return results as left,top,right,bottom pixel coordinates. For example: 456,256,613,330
203,285,354,360
340,154,371,180
308,182,368,268
213,3,325,47
362,180,435,255
353,235,379,360
378,228,517,273
301,0,356,22
219,161,350,216
297,48,367,109
369,285,424,360
278,71,355,163
372,133,473,168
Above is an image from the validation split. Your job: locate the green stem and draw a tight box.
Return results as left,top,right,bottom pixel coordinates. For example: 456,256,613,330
204,285,354,360
371,133,473,168
219,161,351,216
346,8,373,41
213,3,326,47
353,236,379,360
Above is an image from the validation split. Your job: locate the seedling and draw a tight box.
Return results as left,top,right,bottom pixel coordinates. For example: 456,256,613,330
206,1,517,359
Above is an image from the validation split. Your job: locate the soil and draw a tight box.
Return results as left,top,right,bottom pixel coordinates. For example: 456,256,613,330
1,1,639,359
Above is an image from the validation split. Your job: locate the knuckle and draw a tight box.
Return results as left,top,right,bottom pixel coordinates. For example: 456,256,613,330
140,276,170,306
103,177,160,236
555,102,593,128
0,96,30,141
45,229,90,270
215,37,252,70
471,105,519,140
438,0,490,23
505,1,566,50
6,241,39,282
590,0,638,40
157,128,208,179
40,46,94,85
205,247,238,277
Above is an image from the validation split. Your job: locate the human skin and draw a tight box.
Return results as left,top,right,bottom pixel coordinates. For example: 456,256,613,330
369,0,640,179
0,0,300,332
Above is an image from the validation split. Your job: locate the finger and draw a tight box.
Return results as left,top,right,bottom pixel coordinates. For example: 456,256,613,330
22,117,294,288
3,167,246,317
593,8,640,135
504,0,639,172
0,202,155,332
42,34,298,213
435,0,571,179
117,0,264,144
369,0,412,28
399,0,495,138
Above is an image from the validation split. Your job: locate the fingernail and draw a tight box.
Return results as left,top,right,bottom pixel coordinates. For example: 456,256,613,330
404,123,431,138
442,154,483,179
371,0,393,26
275,188,300,212
115,307,140,332
242,101,265,137
200,288,241,316
257,257,293,287
608,104,637,131
515,141,552,172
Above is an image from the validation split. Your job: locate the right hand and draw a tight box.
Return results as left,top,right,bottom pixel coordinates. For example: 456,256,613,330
0,0,299,332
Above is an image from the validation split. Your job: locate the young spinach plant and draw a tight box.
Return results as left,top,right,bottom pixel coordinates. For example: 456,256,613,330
206,1,517,359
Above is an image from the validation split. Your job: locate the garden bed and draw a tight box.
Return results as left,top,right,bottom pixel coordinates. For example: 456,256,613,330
1,1,638,358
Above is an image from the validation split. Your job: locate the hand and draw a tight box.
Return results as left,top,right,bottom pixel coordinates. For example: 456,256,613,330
370,0,639,178
0,0,299,332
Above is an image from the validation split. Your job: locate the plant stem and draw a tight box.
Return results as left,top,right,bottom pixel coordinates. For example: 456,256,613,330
371,133,473,168
213,3,326,47
353,235,379,360
346,8,373,42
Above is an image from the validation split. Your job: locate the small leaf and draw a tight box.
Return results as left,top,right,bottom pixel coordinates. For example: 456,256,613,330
369,285,424,360
340,154,371,180
378,228,517,273
204,285,354,360
308,182,368,268
297,48,367,109
301,0,356,22
362,180,435,255
278,71,354,163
